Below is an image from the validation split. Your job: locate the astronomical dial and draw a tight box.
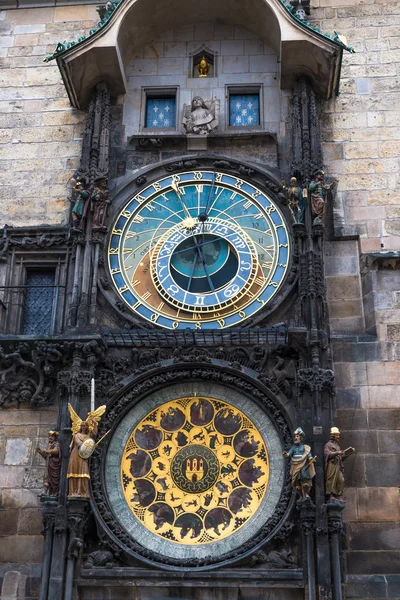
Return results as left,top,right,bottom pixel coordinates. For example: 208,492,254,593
108,170,290,329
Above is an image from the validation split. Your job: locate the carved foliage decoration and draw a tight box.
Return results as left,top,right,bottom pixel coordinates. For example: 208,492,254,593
297,367,335,393
0,341,72,407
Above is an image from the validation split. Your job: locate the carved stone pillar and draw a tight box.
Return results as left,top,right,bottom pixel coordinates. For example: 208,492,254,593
327,501,345,600
299,498,316,600
39,498,58,600
64,498,90,600
290,77,323,186
68,82,111,330
290,76,338,599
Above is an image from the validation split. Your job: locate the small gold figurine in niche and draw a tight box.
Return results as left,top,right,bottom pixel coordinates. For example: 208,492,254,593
197,55,211,77
192,49,214,78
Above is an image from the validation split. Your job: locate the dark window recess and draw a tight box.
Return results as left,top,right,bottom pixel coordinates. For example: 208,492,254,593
21,271,56,335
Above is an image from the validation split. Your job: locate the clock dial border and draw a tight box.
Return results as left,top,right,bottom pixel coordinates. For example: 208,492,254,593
107,164,292,330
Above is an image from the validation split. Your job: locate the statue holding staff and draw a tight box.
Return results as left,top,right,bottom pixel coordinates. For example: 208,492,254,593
36,430,62,497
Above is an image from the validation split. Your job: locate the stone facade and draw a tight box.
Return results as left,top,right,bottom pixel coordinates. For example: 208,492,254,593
0,6,97,227
0,407,58,564
0,0,399,599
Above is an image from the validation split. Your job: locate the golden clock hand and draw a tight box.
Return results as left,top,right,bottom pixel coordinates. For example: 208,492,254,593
171,181,191,219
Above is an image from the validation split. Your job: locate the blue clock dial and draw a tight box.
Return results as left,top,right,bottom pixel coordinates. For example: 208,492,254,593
108,170,290,329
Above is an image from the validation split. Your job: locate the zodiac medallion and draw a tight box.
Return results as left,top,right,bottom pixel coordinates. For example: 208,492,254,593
120,396,269,545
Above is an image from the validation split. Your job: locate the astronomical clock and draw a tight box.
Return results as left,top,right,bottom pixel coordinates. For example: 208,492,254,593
90,164,294,569
97,379,290,568
108,168,291,330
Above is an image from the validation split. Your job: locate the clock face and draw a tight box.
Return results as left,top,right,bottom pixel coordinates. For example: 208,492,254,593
108,170,290,329
120,396,269,545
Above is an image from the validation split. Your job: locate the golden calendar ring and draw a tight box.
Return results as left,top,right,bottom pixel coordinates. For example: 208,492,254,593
120,396,269,545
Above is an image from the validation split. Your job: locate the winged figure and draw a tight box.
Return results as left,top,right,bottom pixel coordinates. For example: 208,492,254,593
67,403,106,498
68,403,106,436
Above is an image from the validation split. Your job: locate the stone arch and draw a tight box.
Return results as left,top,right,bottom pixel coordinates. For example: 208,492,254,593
57,0,343,108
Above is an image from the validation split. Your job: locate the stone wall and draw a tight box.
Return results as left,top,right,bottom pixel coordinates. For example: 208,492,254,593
333,337,400,596
124,23,282,136
319,1,400,586
0,407,58,566
315,0,400,343
0,5,97,228
315,0,400,254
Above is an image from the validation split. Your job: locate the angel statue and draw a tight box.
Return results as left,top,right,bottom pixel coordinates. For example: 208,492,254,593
67,403,106,498
182,96,220,135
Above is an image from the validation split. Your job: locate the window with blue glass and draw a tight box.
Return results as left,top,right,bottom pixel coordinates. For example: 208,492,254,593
229,93,260,127
146,97,176,128
21,270,56,336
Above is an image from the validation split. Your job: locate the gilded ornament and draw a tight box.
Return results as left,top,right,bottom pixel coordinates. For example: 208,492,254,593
67,403,106,498
120,397,269,544
197,55,211,77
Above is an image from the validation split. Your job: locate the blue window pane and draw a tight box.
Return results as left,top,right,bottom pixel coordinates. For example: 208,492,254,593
21,271,55,335
229,94,260,127
146,97,176,128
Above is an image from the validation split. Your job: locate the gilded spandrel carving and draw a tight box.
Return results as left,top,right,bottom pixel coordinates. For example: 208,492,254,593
120,397,269,545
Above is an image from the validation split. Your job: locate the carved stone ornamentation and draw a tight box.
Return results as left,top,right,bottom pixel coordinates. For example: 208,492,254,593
83,550,116,569
290,77,323,185
66,499,90,559
0,341,71,407
135,175,147,186
299,497,316,536
57,370,92,396
251,548,298,568
182,97,220,135
297,367,335,393
327,502,345,535
165,159,199,173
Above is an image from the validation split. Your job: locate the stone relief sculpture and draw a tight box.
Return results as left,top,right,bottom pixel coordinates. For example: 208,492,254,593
182,96,220,135
309,169,337,223
36,430,62,497
67,404,106,498
324,426,355,502
283,427,316,500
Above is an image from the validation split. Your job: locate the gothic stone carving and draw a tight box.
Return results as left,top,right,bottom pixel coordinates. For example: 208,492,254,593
182,97,220,135
0,341,71,407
